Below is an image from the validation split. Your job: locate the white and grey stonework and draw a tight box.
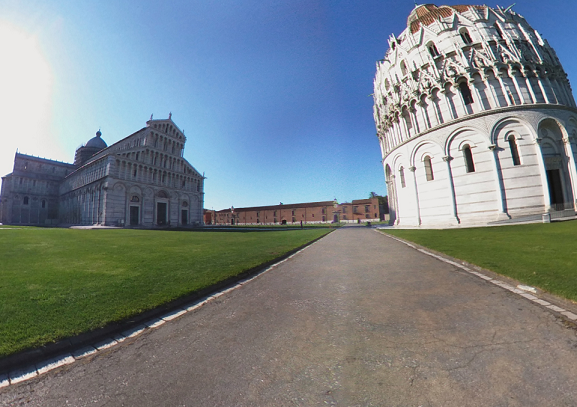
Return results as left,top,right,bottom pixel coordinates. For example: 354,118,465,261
0,116,204,227
374,4,577,226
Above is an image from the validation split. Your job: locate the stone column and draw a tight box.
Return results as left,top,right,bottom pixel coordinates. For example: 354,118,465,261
510,68,528,104
544,76,560,104
469,77,484,112
488,144,511,220
534,137,552,212
536,72,551,104
556,77,572,106
521,69,538,103
496,71,513,106
386,178,398,225
401,112,411,140
427,94,442,125
443,156,460,224
439,88,457,120
409,166,421,226
395,120,402,146
483,73,501,108
410,106,421,134
417,100,431,130
563,136,577,209
452,83,470,117
391,119,400,146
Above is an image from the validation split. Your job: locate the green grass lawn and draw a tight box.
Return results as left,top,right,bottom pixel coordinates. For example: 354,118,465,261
383,221,577,303
0,227,330,358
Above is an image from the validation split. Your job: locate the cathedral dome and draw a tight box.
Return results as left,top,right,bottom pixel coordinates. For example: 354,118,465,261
74,130,107,166
85,130,107,149
407,4,485,33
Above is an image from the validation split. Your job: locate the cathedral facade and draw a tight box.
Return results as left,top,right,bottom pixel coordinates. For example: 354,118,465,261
374,4,577,226
0,116,204,227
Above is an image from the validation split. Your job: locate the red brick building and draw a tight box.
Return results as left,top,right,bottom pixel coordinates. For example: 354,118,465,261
210,198,385,225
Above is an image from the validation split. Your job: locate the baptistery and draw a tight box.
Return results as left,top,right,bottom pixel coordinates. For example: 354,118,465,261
374,4,577,226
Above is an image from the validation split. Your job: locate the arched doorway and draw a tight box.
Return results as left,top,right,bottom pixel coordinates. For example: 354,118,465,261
539,120,574,210
156,190,169,226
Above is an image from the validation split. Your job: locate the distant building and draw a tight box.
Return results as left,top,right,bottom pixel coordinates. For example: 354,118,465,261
374,4,577,226
0,116,204,227
212,198,385,225
203,208,215,225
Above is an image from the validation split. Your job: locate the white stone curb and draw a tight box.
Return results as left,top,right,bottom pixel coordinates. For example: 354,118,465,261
1,236,323,387
382,231,577,324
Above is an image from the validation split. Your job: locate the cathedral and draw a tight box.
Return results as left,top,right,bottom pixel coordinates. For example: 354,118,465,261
0,115,204,227
374,4,577,226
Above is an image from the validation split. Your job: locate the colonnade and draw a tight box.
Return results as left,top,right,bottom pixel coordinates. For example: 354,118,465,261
378,66,575,155
115,160,201,193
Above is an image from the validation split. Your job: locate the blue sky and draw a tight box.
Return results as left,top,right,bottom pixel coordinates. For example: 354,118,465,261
1,1,576,210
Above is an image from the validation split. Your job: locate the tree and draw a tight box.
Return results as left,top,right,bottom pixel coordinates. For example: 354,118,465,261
369,192,389,214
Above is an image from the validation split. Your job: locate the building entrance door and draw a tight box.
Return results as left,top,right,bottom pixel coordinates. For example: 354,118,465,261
547,169,564,207
181,209,188,225
130,206,139,226
157,202,167,225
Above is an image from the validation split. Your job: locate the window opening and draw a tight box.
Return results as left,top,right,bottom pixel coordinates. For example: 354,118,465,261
399,166,406,188
427,43,440,58
424,156,434,181
400,61,407,76
460,28,473,44
463,145,475,173
459,81,474,105
508,135,521,166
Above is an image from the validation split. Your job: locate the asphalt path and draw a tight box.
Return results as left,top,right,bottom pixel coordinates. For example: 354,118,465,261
3,226,577,406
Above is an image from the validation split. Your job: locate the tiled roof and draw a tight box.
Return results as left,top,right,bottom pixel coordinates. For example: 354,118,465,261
407,4,486,34
215,201,336,213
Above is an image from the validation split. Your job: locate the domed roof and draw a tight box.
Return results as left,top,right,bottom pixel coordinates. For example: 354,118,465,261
407,4,486,33
85,130,107,150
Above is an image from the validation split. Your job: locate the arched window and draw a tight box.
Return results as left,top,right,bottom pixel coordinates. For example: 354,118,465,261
23,196,29,205
427,42,440,58
460,28,473,45
508,135,521,166
403,112,412,132
463,145,475,173
459,81,474,105
399,166,406,188
41,200,46,209
424,156,434,181
400,61,407,76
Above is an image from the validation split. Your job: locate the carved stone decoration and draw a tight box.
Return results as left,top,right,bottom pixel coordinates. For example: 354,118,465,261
497,43,518,64
471,47,494,69
518,41,536,63
418,69,440,93
541,47,556,67
442,60,465,82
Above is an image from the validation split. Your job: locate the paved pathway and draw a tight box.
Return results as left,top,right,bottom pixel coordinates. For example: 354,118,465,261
2,226,577,406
